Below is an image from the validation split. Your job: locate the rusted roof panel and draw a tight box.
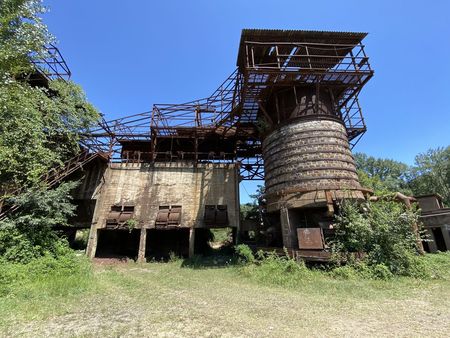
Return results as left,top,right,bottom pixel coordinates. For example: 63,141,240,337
237,29,367,68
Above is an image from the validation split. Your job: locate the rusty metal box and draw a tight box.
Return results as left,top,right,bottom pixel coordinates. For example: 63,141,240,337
297,228,324,250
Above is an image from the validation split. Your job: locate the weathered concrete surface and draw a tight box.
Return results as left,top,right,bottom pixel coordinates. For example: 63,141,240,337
86,162,239,258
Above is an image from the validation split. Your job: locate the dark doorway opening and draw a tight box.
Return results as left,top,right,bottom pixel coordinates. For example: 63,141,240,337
95,229,140,259
146,228,190,260
432,227,447,251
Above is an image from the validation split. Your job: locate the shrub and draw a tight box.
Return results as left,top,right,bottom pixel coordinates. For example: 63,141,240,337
235,245,312,287
370,264,394,280
332,199,425,277
0,249,92,297
0,182,77,263
234,244,255,264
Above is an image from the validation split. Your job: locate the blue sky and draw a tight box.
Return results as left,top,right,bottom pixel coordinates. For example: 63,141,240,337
43,0,450,203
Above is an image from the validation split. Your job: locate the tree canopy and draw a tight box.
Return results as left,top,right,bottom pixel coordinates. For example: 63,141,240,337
0,0,99,262
0,0,99,191
355,147,450,206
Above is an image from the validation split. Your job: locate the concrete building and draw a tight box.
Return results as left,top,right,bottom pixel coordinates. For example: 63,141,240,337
83,162,239,260
416,195,450,252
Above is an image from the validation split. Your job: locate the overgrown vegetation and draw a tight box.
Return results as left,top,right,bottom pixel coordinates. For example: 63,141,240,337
234,244,450,285
0,182,78,263
0,251,92,298
331,199,426,277
0,0,99,264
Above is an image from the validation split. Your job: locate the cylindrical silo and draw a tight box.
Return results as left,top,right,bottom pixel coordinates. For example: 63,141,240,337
262,88,365,213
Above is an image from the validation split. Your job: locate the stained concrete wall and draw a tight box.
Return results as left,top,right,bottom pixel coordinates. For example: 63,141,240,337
88,162,239,230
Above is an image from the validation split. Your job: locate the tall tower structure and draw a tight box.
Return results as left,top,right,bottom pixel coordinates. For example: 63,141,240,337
236,29,373,250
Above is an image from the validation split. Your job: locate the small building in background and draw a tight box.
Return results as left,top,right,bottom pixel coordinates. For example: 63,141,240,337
416,194,450,252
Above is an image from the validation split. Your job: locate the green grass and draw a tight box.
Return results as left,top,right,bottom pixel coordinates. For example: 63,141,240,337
1,253,449,337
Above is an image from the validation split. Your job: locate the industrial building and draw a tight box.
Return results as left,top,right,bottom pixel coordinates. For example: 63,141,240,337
74,29,375,261
16,29,450,261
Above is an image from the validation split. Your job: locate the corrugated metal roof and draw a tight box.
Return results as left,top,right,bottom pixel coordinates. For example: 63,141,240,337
237,29,368,67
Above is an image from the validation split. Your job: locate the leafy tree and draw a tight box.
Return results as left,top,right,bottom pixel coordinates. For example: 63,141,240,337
0,0,50,77
409,146,450,206
0,0,99,191
354,153,412,195
240,185,265,221
0,182,77,263
0,0,99,262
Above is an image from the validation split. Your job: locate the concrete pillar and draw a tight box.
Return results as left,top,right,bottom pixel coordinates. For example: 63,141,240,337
189,227,195,258
441,225,450,250
86,227,98,259
138,227,147,262
280,207,297,249
426,229,438,253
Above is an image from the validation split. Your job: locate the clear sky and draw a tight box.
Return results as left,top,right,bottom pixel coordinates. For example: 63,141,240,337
43,0,450,203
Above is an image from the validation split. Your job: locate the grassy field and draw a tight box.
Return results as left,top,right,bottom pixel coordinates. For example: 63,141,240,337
1,253,449,338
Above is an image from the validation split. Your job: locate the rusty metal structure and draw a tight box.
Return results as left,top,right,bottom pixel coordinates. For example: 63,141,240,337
2,30,376,260
78,29,374,259
84,30,372,179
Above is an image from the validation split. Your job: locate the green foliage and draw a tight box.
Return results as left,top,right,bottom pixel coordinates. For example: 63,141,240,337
409,146,450,206
354,152,413,195
354,148,450,206
0,0,50,78
332,199,425,276
0,182,78,263
330,262,394,280
234,244,255,264
0,79,99,187
235,246,313,287
0,251,92,297
210,228,232,244
0,0,100,263
240,203,259,220
0,0,99,189
125,218,137,232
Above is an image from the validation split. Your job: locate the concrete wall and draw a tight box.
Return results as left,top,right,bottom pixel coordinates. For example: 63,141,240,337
89,162,239,230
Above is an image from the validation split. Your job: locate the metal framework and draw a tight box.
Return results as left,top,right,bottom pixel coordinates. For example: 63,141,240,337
83,29,373,180
31,44,71,81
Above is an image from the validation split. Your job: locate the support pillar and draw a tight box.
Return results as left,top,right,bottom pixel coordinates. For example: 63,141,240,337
86,227,98,259
189,227,195,258
441,224,450,250
138,227,147,263
426,229,438,253
280,206,297,250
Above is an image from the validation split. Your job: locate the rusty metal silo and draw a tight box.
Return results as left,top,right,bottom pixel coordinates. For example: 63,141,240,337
236,29,374,252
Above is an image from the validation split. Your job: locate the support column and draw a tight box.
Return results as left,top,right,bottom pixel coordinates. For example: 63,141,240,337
86,227,98,259
426,229,438,253
280,206,297,249
189,227,196,258
441,224,450,250
138,227,147,263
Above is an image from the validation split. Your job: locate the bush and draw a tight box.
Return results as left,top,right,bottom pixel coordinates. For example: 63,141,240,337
0,182,77,263
235,245,312,287
332,199,426,277
234,244,255,264
0,249,92,297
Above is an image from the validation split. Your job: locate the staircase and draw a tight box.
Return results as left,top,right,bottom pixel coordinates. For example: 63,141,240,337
0,151,107,220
